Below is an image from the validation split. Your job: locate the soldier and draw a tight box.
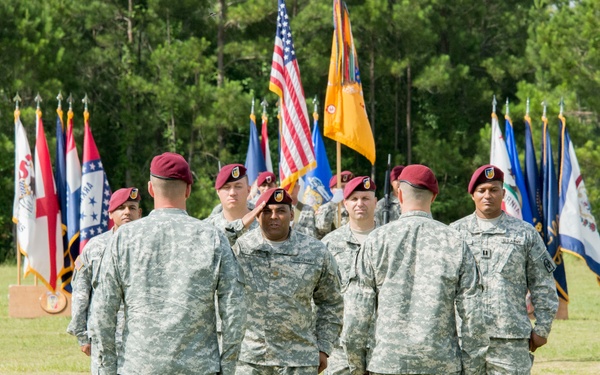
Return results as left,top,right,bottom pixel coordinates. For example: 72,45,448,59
315,170,354,238
205,163,262,246
249,171,277,204
451,164,558,374
374,165,404,224
321,176,378,375
289,181,318,238
67,187,142,374
343,164,488,375
90,152,246,375
233,187,344,374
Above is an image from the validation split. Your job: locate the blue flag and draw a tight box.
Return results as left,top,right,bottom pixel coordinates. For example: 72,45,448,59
245,114,267,185
542,116,568,302
504,115,533,224
524,116,543,236
54,112,71,292
558,114,600,283
302,116,332,211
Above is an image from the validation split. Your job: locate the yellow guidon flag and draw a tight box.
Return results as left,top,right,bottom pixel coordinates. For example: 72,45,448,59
323,0,375,165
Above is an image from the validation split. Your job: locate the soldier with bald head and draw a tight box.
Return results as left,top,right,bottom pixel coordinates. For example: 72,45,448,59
67,186,142,373
451,165,558,374
343,165,488,375
91,152,246,375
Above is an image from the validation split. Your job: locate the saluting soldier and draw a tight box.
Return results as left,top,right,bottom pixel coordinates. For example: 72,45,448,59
451,165,558,374
205,164,262,246
233,187,344,374
90,152,246,375
321,176,378,375
67,187,142,374
343,165,488,375
249,171,277,204
374,165,404,224
315,170,354,238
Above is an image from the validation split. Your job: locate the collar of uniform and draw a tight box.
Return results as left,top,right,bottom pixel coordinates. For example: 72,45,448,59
258,228,299,256
148,208,189,216
399,210,432,220
468,211,508,234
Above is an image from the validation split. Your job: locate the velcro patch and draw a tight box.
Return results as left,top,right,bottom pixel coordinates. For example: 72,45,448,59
74,256,84,271
544,258,556,273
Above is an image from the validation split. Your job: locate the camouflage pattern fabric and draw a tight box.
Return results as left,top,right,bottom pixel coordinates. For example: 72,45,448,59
374,194,401,224
293,202,318,238
450,212,558,339
322,223,377,375
342,211,489,375
233,229,344,367
315,201,348,239
236,361,318,375
485,338,532,374
205,211,259,247
90,208,246,375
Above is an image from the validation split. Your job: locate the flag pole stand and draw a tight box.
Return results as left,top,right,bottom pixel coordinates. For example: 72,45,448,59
8,282,72,318
556,298,568,320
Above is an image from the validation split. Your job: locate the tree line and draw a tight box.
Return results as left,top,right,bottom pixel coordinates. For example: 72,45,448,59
2,0,600,262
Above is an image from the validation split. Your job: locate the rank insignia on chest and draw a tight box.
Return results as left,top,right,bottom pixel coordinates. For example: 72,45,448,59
482,248,491,259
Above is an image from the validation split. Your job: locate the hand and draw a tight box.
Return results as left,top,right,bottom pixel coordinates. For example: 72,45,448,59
529,331,547,352
242,201,266,229
318,351,328,373
80,343,91,356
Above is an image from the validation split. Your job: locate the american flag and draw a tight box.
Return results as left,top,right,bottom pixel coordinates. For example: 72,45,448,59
80,113,111,251
269,0,315,189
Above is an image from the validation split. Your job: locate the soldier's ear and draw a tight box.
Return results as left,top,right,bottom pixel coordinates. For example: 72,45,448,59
148,181,155,198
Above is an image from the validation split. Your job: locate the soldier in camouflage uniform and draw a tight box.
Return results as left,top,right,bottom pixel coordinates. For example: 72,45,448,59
343,165,489,375
248,171,278,204
290,181,318,238
374,165,404,224
233,187,344,374
315,171,354,239
205,164,262,246
321,176,379,375
451,165,558,374
67,187,142,374
90,152,246,375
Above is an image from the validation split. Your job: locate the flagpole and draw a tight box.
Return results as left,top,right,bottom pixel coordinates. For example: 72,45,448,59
34,93,44,287
336,141,342,227
14,93,22,286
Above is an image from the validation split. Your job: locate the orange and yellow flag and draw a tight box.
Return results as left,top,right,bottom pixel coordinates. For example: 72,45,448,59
323,0,375,165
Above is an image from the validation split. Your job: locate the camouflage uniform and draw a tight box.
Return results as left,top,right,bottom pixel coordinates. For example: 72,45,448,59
67,230,125,373
90,208,246,375
451,212,558,374
315,201,348,239
343,211,489,375
205,212,259,247
374,195,401,224
321,223,377,375
293,202,318,238
232,229,344,372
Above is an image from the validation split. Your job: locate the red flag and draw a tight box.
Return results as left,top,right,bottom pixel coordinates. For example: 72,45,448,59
269,0,316,189
27,108,64,291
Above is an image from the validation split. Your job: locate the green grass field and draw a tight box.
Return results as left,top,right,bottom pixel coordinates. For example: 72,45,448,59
1,254,599,374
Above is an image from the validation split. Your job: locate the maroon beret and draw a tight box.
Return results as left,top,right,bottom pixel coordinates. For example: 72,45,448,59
108,187,141,213
215,164,247,190
468,164,504,194
399,164,439,195
390,165,406,182
256,171,277,187
256,187,293,207
150,152,193,185
343,176,376,199
329,170,355,188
